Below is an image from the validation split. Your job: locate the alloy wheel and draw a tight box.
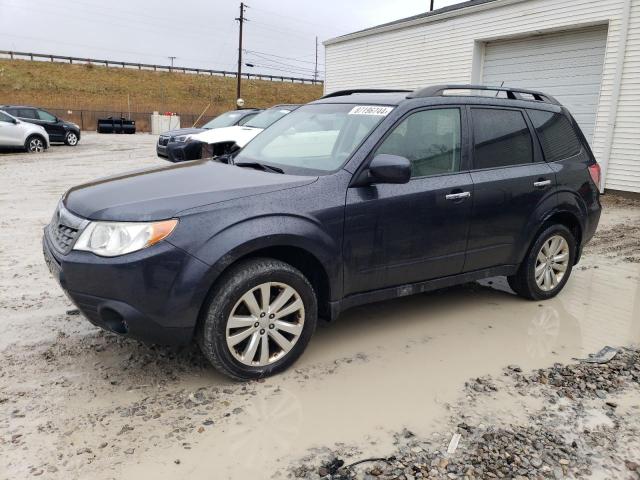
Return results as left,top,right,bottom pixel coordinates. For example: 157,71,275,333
535,235,570,292
28,138,44,152
67,132,78,146
226,282,305,367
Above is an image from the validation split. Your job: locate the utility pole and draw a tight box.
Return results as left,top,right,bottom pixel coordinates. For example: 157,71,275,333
430,0,435,11
314,36,318,83
236,2,247,107
168,56,176,71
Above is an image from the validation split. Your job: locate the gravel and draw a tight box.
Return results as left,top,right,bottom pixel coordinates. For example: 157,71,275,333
290,348,640,479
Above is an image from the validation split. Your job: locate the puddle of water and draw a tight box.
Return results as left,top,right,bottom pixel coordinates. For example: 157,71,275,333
120,261,640,479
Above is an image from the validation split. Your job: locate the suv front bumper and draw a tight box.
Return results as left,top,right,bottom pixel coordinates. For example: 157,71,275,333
43,231,210,345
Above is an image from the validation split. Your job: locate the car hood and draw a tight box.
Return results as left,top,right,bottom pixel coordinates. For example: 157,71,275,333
161,127,206,137
64,160,316,221
189,125,263,147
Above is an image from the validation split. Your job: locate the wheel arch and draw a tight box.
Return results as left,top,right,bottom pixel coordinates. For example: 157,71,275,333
526,208,583,265
192,233,339,333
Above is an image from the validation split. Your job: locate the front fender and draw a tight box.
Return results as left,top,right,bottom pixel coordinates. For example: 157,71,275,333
181,213,343,302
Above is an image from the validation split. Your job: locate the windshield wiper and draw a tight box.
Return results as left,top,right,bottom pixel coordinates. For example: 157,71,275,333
234,162,284,174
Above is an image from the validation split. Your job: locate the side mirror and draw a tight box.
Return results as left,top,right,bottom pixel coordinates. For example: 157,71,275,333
368,154,411,184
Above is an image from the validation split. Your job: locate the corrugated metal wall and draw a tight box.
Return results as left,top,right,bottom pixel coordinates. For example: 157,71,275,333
324,0,640,192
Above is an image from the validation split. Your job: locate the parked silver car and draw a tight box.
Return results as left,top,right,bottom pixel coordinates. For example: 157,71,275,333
0,110,50,152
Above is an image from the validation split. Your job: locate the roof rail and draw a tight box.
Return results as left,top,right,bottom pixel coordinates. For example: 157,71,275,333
321,88,412,99
407,84,561,105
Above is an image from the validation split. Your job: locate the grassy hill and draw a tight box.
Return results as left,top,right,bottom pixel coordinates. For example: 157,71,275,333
0,59,323,131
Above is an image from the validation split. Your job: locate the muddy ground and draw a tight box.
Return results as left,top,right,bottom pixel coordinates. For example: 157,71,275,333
0,134,639,479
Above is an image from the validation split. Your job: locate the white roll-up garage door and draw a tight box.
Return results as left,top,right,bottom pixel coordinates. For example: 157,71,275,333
482,25,608,144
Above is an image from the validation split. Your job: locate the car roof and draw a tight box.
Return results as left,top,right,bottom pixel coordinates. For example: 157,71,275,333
311,92,409,106
311,86,562,112
0,105,38,109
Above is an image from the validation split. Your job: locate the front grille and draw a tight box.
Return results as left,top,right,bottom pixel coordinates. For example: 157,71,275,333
51,224,79,254
47,203,89,255
158,136,169,146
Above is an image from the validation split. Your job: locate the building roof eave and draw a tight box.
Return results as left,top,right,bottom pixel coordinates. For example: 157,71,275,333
324,0,523,46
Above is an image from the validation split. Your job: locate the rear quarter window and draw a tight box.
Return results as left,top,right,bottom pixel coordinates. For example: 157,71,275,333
528,110,582,162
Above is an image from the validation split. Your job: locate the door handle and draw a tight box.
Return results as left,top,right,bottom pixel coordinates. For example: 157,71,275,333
533,179,552,188
445,191,471,201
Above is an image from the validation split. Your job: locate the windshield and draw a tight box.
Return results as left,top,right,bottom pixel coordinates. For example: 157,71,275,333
234,103,394,174
202,111,249,129
244,108,293,129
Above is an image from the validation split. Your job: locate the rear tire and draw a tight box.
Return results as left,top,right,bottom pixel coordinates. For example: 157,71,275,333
65,131,79,146
197,258,317,381
25,135,46,153
508,224,576,301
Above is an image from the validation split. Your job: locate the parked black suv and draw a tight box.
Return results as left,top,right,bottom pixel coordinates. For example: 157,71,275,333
0,105,81,146
43,85,601,380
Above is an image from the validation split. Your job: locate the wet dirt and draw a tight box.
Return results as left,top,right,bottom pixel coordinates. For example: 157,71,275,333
0,135,639,479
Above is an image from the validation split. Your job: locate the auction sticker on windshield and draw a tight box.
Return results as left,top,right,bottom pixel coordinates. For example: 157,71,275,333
348,106,394,116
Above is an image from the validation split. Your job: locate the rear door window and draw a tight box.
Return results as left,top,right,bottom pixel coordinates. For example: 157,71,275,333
17,108,38,119
471,108,533,169
527,110,582,161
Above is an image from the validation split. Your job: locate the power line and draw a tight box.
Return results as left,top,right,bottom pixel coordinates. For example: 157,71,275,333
249,5,352,33
244,52,316,71
246,63,324,78
243,49,318,65
248,21,318,43
244,56,323,76
10,0,228,37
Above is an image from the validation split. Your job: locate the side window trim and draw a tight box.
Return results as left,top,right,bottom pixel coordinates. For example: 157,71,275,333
363,105,470,181
467,105,543,172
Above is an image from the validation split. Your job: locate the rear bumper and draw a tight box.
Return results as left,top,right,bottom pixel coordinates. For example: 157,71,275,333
583,195,601,245
43,232,210,345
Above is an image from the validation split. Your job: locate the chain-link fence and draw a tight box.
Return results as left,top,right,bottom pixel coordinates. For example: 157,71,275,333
45,108,217,133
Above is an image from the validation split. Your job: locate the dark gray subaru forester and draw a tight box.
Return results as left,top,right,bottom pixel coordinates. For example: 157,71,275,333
43,85,601,380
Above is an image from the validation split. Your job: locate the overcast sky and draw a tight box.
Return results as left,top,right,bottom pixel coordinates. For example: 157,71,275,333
0,0,464,79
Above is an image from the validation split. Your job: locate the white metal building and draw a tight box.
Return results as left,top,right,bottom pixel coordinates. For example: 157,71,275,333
324,0,640,193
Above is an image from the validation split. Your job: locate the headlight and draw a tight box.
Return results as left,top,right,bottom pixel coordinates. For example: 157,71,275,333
73,219,178,257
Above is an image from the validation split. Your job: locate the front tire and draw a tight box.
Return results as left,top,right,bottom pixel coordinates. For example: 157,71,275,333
65,131,79,146
197,258,317,380
508,224,576,301
25,135,46,153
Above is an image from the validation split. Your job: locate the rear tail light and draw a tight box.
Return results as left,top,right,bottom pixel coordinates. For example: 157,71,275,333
588,163,601,188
